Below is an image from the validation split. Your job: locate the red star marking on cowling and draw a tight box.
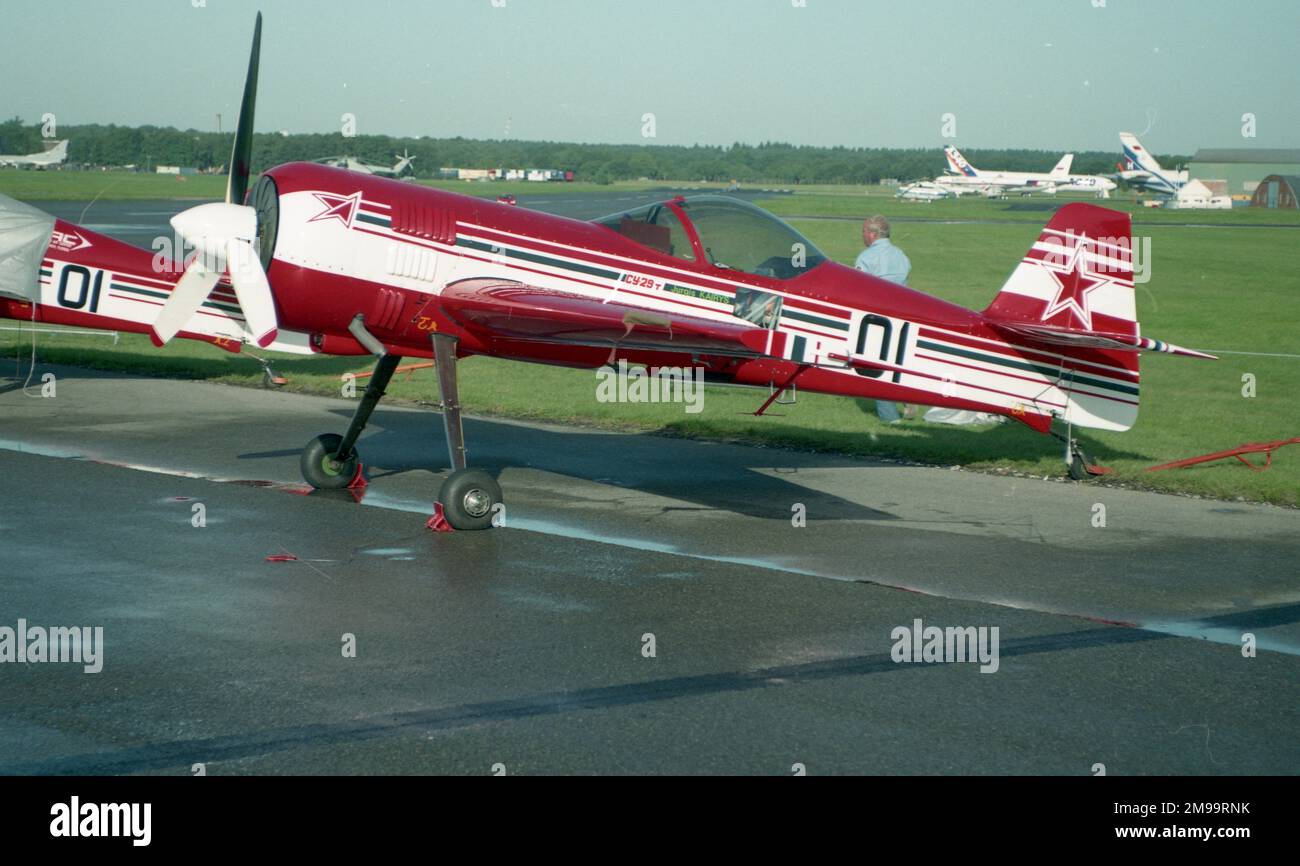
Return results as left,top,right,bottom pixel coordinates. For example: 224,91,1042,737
1038,235,1115,331
309,191,362,228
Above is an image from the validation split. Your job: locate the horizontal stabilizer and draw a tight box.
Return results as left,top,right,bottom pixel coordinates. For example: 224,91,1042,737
990,322,1217,360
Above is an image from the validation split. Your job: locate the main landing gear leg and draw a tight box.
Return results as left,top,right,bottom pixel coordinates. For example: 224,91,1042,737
431,332,502,530
300,315,400,490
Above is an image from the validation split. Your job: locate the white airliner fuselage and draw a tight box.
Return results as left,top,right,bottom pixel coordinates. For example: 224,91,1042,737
0,140,69,168
936,145,1114,198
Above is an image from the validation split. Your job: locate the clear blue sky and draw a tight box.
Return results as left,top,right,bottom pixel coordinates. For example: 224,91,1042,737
2,0,1295,154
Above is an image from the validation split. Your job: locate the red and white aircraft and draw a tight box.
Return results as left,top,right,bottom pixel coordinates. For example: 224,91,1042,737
0,16,1213,529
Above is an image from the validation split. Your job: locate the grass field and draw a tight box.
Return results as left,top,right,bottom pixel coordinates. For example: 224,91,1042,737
2,180,1296,506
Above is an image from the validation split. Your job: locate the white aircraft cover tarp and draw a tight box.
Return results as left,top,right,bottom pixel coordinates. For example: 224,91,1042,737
0,194,55,303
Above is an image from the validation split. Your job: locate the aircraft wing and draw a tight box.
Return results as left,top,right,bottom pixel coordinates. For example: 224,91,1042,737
438,278,789,358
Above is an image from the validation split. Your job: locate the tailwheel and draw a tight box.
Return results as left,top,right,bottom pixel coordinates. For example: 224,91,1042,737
301,433,359,490
1067,444,1112,480
437,468,502,531
1067,446,1092,481
1054,422,1112,481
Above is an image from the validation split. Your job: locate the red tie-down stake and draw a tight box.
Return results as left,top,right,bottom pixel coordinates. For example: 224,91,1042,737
1146,437,1300,472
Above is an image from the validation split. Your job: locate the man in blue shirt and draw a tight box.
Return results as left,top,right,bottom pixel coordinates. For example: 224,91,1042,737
854,216,913,422
854,215,911,285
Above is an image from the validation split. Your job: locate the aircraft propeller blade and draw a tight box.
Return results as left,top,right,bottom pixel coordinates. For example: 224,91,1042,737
226,12,262,206
226,237,278,348
150,258,220,347
161,201,279,348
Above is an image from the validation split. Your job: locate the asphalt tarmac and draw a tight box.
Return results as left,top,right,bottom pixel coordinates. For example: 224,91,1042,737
1,367,1296,774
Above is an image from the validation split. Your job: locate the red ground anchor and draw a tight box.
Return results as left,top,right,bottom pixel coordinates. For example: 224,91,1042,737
426,502,455,533
1146,437,1300,473
346,463,368,502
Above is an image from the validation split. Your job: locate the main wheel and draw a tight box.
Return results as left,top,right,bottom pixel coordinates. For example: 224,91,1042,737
300,433,359,489
437,468,502,531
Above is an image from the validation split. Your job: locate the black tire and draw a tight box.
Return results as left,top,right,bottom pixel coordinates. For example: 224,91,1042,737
300,433,359,490
437,468,502,531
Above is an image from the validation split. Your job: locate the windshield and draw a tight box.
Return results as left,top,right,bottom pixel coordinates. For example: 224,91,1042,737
677,195,825,279
593,202,695,261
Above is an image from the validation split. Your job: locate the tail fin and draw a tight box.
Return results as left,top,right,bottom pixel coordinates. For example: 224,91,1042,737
985,203,1135,335
984,204,1140,430
943,145,978,177
1049,154,1074,178
1119,132,1162,173
29,140,68,164
982,203,1212,430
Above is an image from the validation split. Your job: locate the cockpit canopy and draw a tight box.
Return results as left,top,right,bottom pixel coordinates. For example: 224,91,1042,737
594,195,826,280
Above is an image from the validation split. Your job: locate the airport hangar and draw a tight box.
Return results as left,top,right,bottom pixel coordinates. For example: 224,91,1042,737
1189,148,1300,197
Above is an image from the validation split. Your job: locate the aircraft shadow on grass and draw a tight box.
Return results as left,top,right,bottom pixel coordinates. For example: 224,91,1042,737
849,398,1152,464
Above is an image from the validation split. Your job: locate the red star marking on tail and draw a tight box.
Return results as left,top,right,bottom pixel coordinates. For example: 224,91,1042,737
1039,235,1114,331
309,191,362,228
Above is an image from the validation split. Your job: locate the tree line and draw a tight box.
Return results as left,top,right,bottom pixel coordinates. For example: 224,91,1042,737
0,118,1185,184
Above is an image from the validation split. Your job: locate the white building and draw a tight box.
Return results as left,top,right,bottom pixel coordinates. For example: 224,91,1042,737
1168,178,1232,209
